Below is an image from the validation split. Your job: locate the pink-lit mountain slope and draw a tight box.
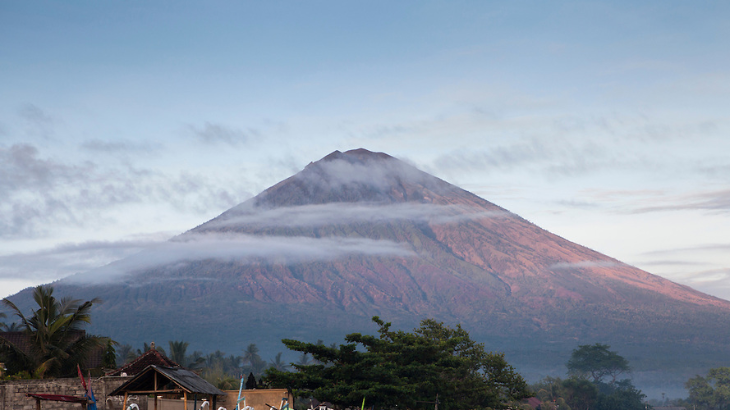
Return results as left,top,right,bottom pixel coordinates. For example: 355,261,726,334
9,148,730,395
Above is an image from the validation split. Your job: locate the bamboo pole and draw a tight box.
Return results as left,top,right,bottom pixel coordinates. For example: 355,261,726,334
154,372,158,410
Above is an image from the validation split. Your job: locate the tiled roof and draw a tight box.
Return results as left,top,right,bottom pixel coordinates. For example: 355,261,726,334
106,349,180,376
109,365,225,397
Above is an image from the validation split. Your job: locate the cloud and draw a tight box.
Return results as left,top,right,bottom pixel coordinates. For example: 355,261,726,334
65,232,414,285
17,104,56,139
295,152,464,198
629,189,730,214
0,143,253,237
80,139,162,154
0,236,169,282
640,243,730,256
429,136,625,179
186,122,259,146
206,202,510,230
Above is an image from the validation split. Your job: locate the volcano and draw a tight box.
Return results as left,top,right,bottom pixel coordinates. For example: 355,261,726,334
8,148,730,394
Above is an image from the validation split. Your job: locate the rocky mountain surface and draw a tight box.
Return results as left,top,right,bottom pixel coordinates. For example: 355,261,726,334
8,148,730,395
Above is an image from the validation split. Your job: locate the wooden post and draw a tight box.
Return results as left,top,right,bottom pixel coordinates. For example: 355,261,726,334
35,397,41,410
123,392,128,410
154,371,158,410
184,392,188,410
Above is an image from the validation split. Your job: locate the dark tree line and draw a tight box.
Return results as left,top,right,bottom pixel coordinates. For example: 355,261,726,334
532,343,645,410
265,316,530,410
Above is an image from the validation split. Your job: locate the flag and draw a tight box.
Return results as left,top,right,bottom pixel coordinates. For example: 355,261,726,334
86,383,98,410
77,364,88,391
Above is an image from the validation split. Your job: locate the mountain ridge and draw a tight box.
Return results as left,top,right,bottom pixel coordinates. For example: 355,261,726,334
6,148,730,396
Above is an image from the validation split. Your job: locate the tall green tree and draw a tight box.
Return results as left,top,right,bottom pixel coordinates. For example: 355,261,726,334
0,285,110,378
168,340,190,366
242,343,261,367
265,316,529,410
686,367,730,410
566,343,630,383
269,352,289,372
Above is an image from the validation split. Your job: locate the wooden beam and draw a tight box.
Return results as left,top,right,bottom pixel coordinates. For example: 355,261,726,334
120,389,182,394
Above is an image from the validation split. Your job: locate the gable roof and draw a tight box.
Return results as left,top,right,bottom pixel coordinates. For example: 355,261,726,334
106,348,180,376
109,365,225,397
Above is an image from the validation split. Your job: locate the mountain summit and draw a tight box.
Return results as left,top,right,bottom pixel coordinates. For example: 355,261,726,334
9,148,730,393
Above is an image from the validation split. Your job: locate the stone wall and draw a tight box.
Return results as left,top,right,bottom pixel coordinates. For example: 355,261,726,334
0,376,138,410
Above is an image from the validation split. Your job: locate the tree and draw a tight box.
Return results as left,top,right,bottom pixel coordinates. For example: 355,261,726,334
116,344,136,365
566,343,630,384
0,285,110,378
269,352,289,372
242,343,260,364
265,316,530,410
686,367,730,410
102,339,117,369
168,340,189,366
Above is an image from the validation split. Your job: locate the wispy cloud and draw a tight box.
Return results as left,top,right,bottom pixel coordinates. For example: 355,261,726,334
629,189,730,214
17,104,56,139
80,139,162,154
186,122,259,146
206,202,510,230
640,243,730,256
0,143,253,237
66,232,414,285
0,236,170,282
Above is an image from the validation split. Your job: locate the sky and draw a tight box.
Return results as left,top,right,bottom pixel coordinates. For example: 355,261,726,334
1,1,729,300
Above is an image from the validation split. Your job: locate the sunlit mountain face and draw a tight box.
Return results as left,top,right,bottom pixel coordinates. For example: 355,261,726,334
8,149,730,396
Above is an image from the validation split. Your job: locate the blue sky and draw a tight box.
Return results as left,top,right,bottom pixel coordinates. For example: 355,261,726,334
1,1,729,299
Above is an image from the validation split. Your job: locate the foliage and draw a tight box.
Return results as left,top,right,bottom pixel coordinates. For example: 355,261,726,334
265,316,530,410
686,367,730,410
532,345,646,410
270,352,289,372
0,285,110,378
102,339,117,369
532,376,646,410
566,343,630,383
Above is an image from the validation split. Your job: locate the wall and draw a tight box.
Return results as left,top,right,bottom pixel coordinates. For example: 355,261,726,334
147,389,291,410
0,376,138,410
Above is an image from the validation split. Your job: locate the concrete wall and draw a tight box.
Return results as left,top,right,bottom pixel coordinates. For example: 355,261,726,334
0,376,138,410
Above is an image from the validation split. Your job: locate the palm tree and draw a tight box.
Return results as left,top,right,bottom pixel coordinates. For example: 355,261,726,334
296,352,311,366
116,344,135,365
0,285,109,378
242,343,261,367
168,340,189,365
269,352,289,372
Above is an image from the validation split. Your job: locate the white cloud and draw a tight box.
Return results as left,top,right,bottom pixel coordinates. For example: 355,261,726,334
205,202,510,230
65,232,414,285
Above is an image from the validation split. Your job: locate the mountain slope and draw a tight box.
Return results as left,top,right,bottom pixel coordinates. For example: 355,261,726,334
7,148,730,395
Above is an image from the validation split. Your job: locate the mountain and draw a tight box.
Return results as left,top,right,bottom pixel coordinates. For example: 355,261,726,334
7,148,730,395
